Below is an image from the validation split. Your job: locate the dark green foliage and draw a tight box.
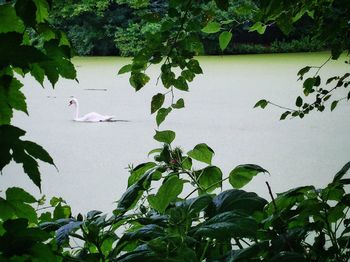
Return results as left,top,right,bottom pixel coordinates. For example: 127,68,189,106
0,125,55,189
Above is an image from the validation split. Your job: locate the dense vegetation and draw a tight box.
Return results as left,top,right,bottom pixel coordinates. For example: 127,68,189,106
0,0,350,261
50,0,324,56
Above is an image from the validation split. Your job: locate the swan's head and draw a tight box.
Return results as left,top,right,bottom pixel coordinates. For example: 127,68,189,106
68,98,78,106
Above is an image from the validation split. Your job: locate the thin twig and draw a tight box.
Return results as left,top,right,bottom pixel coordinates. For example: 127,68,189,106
265,181,277,212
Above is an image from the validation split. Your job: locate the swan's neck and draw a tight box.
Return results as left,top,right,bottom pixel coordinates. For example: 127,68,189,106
73,102,79,120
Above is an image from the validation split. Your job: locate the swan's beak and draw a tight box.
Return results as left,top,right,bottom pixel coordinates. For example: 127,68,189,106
68,101,72,106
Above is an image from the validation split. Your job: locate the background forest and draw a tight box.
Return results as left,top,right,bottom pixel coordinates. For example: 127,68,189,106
51,0,324,56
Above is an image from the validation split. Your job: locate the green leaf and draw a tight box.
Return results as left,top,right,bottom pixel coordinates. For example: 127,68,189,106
15,0,37,27
219,31,232,51
184,194,212,215
280,111,291,120
153,130,175,144
148,148,162,156
55,221,83,245
276,13,293,35
23,140,55,166
7,77,27,114
151,93,165,114
297,66,311,79
196,166,223,192
201,22,221,34
333,161,350,182
303,77,316,95
295,96,303,107
148,175,184,213
249,22,266,34
12,145,42,189
32,0,49,23
118,64,132,75
187,143,214,165
156,107,172,126
330,100,338,111
172,98,185,109
254,99,268,109
53,203,71,220
194,211,258,239
43,40,76,80
116,183,144,214
128,162,157,187
0,33,48,69
187,59,202,74
181,70,195,82
30,63,45,86
229,164,268,188
0,76,27,123
207,189,268,217
0,4,25,33
174,76,189,91
6,187,36,203
130,72,150,91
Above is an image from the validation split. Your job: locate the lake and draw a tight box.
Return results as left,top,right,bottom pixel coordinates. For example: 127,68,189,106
2,52,350,214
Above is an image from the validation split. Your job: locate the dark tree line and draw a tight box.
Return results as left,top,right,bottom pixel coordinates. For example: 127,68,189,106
50,0,323,56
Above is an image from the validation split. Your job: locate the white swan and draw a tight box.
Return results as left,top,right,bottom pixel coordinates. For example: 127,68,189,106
68,98,115,122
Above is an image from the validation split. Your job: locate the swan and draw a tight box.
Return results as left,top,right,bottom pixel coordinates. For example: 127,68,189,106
68,98,115,122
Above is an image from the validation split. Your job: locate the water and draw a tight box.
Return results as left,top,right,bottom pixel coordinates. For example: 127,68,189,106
2,52,350,214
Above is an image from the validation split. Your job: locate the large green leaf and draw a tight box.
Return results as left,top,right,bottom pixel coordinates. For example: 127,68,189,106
0,33,48,69
23,140,55,166
15,0,37,27
0,125,55,189
174,76,189,91
118,64,132,75
187,143,214,165
156,107,172,126
0,76,27,124
229,164,268,188
0,4,24,33
187,59,202,74
6,187,36,203
194,211,258,239
172,98,185,109
207,189,268,217
153,130,175,144
130,72,150,91
219,31,232,51
195,166,222,192
32,0,49,23
148,175,184,213
151,93,165,114
333,161,350,182
249,22,266,34
201,22,221,34
178,194,212,216
128,162,157,187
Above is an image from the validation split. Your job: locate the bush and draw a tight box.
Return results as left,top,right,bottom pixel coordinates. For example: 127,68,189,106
114,22,161,57
270,36,326,53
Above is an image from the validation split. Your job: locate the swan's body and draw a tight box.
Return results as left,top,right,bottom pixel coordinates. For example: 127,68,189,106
69,98,115,122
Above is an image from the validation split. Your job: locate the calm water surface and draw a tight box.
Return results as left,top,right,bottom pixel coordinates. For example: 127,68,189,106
3,53,350,213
